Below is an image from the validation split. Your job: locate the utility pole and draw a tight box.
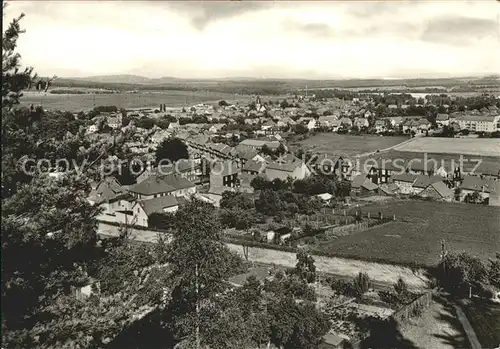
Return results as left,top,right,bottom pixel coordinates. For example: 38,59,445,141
440,239,447,289
195,263,200,349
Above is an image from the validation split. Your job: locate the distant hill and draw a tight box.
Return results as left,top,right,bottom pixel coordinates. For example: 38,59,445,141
51,74,500,95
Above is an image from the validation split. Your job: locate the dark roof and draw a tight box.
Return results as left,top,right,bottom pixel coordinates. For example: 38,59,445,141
136,195,179,216
156,159,200,175
428,181,453,198
392,173,417,183
351,174,368,189
460,176,494,193
243,160,266,173
129,174,195,195
412,175,443,188
88,177,130,204
361,180,379,191
266,161,301,173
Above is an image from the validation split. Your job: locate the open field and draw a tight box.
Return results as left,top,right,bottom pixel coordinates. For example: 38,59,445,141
294,133,409,157
461,298,500,348
393,137,500,157
20,90,251,112
313,201,500,267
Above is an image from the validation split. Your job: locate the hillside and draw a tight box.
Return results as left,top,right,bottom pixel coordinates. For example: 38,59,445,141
51,75,500,95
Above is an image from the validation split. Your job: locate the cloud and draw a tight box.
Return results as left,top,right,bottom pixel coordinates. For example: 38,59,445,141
421,16,499,45
3,1,499,79
165,1,274,30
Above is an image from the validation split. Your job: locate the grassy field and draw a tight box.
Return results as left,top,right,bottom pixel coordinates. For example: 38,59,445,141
461,298,500,348
313,200,500,267
294,133,409,157
20,90,251,112
393,137,500,157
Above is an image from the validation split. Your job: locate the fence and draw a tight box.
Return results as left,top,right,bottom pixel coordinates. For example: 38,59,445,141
391,289,434,324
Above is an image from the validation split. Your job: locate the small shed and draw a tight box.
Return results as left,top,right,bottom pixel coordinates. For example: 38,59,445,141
320,333,347,348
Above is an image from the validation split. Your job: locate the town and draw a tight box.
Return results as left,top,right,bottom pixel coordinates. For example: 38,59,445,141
2,1,500,349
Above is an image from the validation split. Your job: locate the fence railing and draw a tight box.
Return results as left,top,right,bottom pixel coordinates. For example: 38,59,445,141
391,289,434,324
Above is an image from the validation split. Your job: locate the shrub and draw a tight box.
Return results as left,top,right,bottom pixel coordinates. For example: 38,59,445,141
352,272,371,297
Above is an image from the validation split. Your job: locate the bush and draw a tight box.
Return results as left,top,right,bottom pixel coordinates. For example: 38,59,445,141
352,272,371,297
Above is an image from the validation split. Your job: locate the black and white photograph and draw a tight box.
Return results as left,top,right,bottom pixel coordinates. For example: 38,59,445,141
2,0,500,348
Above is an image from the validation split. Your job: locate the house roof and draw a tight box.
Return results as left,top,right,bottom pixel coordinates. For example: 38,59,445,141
475,161,500,177
243,160,266,173
361,180,379,191
211,160,240,176
392,173,417,183
351,174,368,189
322,333,345,346
436,113,449,121
428,181,453,198
156,159,200,175
378,183,398,195
317,193,334,201
460,176,494,193
88,177,130,204
130,174,195,195
456,114,498,122
136,195,179,216
412,175,443,188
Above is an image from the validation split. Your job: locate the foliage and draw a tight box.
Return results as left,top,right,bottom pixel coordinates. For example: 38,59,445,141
255,189,286,216
437,252,491,296
154,137,189,164
220,191,254,210
352,272,371,297
220,208,255,230
293,123,309,135
287,250,317,284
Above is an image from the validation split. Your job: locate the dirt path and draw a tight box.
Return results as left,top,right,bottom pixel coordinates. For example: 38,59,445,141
400,296,470,349
355,137,417,159
98,221,429,289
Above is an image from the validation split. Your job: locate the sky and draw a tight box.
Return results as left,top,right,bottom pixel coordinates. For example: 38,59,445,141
3,0,500,79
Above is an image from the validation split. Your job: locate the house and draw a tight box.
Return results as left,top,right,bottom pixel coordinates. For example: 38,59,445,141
128,174,197,200
378,183,399,196
419,181,454,201
368,159,404,184
310,154,343,176
360,180,379,196
87,124,98,134
392,173,417,194
456,114,500,133
276,117,296,128
339,117,353,127
436,113,450,126
242,160,266,175
317,193,334,205
237,172,256,193
208,123,226,133
417,118,431,133
132,195,179,227
489,181,500,207
237,139,280,152
203,186,234,207
350,174,369,195
353,117,369,129
210,160,240,188
459,176,494,203
317,116,340,131
475,161,500,180
266,226,294,244
387,116,403,128
167,121,180,131
265,155,311,181
407,159,441,176
374,119,387,133
87,177,133,216
136,159,202,185
410,175,444,195
107,117,121,129
402,120,419,134
306,119,317,130
320,333,347,349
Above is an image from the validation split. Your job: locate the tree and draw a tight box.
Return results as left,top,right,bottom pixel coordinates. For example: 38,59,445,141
276,143,287,156
165,199,244,345
293,124,308,135
352,272,371,297
155,137,189,164
255,190,286,216
260,144,274,157
218,100,229,107
288,250,316,284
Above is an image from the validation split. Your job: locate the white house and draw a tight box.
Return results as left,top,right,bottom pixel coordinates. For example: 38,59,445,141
265,155,311,181
87,124,98,134
132,195,180,227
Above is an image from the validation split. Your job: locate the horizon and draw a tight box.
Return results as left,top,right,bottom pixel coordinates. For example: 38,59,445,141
3,1,500,80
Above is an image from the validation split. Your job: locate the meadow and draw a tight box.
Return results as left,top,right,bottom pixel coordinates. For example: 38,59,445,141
312,200,500,267
294,133,409,157
20,90,250,112
393,137,500,157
